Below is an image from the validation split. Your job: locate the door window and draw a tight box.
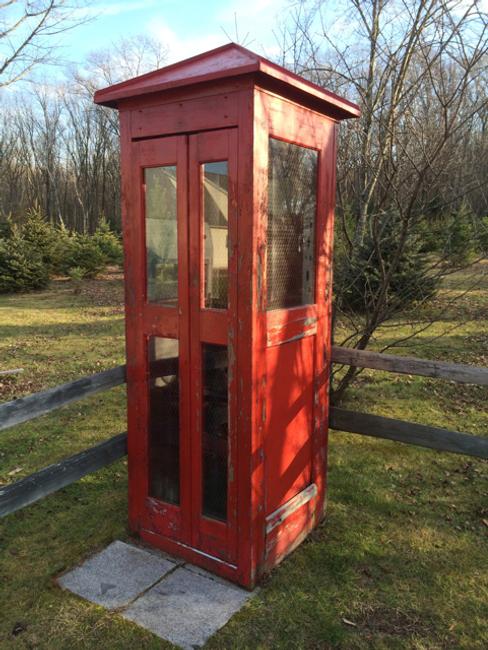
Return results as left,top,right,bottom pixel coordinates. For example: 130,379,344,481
145,166,178,305
201,343,228,521
148,336,180,504
202,161,229,309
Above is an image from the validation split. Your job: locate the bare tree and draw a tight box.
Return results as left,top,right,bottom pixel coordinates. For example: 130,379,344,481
0,0,90,87
0,34,169,232
61,34,169,230
280,0,488,400
69,33,169,135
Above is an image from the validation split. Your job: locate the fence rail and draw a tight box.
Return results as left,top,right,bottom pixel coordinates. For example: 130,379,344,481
0,346,486,518
330,408,488,459
0,365,126,432
0,433,127,518
331,346,488,385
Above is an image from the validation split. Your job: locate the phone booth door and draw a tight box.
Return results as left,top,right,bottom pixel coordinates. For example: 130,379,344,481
126,129,239,566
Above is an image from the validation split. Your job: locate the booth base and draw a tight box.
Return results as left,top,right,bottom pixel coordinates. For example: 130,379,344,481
57,540,254,649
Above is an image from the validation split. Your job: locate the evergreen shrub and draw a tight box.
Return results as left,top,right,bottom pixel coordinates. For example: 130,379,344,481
92,217,123,265
0,209,123,293
335,210,438,315
0,235,49,293
60,234,107,279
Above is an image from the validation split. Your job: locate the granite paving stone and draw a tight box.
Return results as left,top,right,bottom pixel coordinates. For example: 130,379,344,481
122,565,253,649
58,540,178,609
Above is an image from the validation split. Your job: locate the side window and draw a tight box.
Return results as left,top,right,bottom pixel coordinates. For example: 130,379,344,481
266,138,318,310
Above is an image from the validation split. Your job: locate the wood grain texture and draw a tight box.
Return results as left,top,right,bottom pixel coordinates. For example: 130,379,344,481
329,407,488,459
130,92,240,138
0,365,126,432
265,483,317,534
0,433,127,517
332,346,488,386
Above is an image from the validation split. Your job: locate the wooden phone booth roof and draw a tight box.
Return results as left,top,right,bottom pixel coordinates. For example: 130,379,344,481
94,42,360,120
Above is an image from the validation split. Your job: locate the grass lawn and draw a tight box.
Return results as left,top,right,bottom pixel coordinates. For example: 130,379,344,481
0,265,487,649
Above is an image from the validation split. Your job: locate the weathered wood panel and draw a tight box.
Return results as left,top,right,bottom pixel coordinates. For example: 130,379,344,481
265,483,317,534
331,346,488,386
329,407,488,459
0,433,127,517
0,365,126,432
130,91,241,139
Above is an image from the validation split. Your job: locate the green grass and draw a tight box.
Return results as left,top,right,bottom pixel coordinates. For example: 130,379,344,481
0,265,487,649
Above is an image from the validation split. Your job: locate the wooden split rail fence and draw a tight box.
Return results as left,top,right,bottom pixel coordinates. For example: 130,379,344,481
1,347,487,518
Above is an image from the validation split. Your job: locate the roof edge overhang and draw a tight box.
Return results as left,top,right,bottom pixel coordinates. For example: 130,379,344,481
94,43,360,121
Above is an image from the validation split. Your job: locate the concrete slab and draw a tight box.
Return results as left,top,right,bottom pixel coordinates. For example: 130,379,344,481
58,540,178,609
123,565,253,649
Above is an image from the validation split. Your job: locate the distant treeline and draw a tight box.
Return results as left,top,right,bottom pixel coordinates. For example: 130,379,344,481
0,35,168,234
0,88,121,234
0,208,122,293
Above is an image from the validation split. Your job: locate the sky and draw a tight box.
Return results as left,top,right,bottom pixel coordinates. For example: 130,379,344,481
33,0,488,70
3,0,485,92
63,0,291,66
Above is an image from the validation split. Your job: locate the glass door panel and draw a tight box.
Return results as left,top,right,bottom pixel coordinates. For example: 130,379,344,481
148,336,180,504
145,166,178,305
202,343,228,521
203,161,229,309
266,138,318,310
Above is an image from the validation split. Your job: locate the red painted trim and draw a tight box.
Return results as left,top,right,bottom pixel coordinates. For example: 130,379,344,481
142,305,178,337
176,134,193,544
250,87,269,584
119,78,251,114
266,317,318,348
120,110,143,534
200,311,228,344
129,91,241,140
232,87,257,587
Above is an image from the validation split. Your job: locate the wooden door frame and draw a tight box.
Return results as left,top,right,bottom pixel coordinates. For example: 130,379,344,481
124,134,192,544
188,128,239,565
124,128,240,566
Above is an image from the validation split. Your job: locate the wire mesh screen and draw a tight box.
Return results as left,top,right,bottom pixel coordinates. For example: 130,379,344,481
267,138,318,310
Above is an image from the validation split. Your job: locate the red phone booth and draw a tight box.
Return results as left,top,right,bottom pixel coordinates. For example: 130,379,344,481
94,44,359,589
